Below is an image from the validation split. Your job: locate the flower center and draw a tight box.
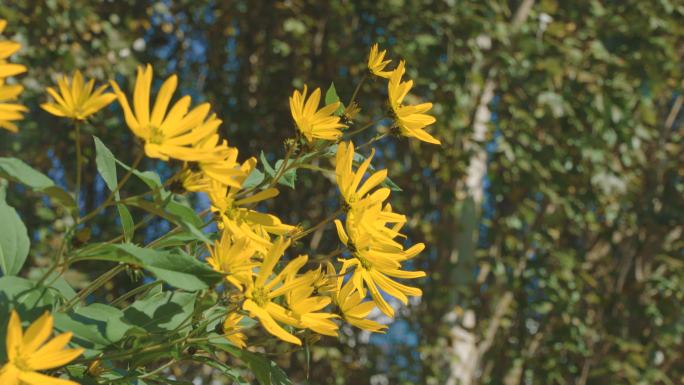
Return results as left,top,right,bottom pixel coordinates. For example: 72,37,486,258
252,286,269,307
355,254,372,270
14,354,31,371
148,125,165,144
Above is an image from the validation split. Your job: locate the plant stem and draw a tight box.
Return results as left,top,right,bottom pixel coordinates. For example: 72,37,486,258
74,121,83,223
348,73,368,107
110,280,163,307
35,227,75,287
292,208,343,241
59,264,126,312
345,116,385,137
267,141,296,189
357,132,389,150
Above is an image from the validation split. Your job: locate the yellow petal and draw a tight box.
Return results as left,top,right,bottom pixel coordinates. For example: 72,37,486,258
6,310,22,361
133,64,152,127
18,370,80,385
243,299,301,345
150,74,177,127
22,311,53,354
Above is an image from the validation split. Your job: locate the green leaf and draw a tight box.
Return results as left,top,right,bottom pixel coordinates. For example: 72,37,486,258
242,168,265,190
381,176,403,192
117,203,135,242
0,157,76,209
0,197,29,276
94,137,136,241
114,158,168,199
325,82,345,116
54,303,132,347
93,136,118,191
214,342,292,385
27,268,77,303
260,151,275,177
123,290,196,333
74,243,222,291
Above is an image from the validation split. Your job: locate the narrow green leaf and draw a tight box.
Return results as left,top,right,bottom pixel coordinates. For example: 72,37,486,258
117,204,135,242
93,136,118,191
260,151,275,177
0,157,76,209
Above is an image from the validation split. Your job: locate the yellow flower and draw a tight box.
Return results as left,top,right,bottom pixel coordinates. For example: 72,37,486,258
110,64,225,162
334,265,387,333
0,80,27,133
208,158,296,254
334,205,425,317
240,237,309,345
206,230,257,290
40,70,116,120
367,43,392,78
0,310,84,385
0,20,27,79
335,141,390,212
388,60,441,145
222,312,247,349
289,84,346,142
180,134,245,191
282,268,339,337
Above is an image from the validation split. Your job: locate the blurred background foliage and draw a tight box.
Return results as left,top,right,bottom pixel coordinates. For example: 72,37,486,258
1,0,683,384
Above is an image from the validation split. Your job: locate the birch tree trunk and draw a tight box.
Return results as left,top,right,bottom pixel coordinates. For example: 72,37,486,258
447,1,535,384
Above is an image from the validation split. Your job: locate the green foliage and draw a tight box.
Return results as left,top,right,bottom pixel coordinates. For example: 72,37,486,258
0,197,29,276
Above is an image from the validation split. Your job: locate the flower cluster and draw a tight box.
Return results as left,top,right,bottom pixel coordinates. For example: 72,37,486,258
1,39,439,382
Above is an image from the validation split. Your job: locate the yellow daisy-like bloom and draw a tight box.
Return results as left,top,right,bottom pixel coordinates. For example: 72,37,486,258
239,237,310,345
208,158,296,254
334,205,425,317
367,43,392,78
335,141,390,212
0,80,27,133
282,268,339,337
334,265,387,333
388,60,441,145
0,20,27,79
289,84,346,142
0,310,84,385
180,134,245,192
110,64,225,162
222,312,247,349
40,70,116,120
206,230,257,290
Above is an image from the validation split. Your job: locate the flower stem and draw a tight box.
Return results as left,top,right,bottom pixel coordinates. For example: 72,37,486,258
346,116,385,137
59,264,126,312
292,208,343,241
348,73,368,107
74,121,83,223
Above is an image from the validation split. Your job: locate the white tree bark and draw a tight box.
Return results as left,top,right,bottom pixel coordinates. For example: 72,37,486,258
447,1,535,384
